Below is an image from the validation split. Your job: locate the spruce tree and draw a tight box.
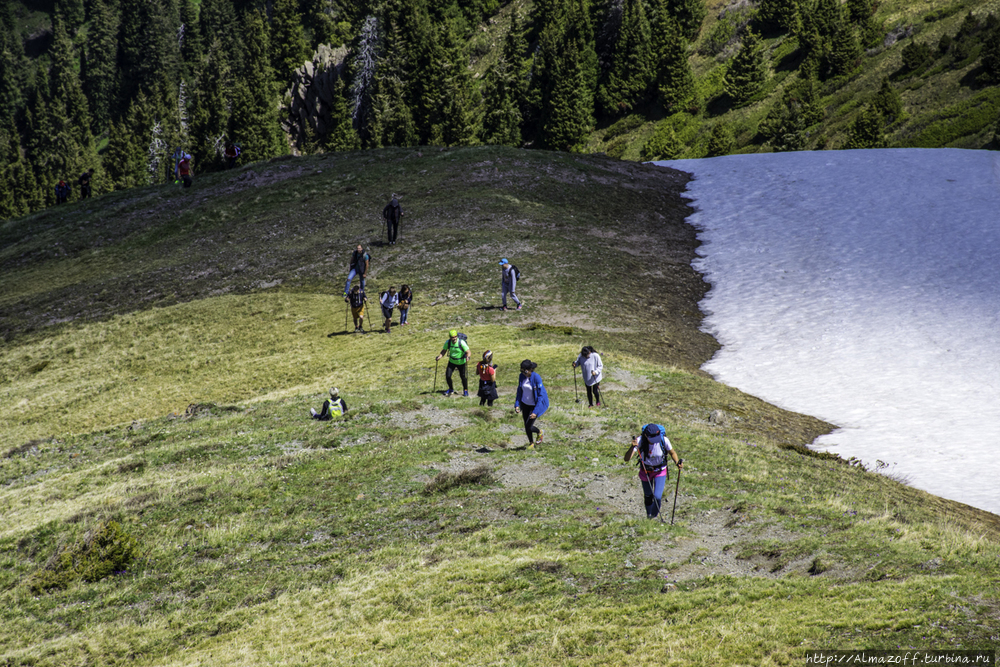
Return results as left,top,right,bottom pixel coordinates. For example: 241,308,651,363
322,74,360,152
271,0,311,83
480,57,523,146
369,68,418,148
105,92,156,189
846,0,883,48
663,0,706,41
871,76,902,123
653,15,695,112
640,120,680,159
826,20,861,77
82,0,118,134
0,17,28,122
54,0,85,35
844,104,884,149
596,0,653,117
180,0,204,74
755,0,800,35
705,122,735,156
543,39,592,151
228,10,286,162
724,28,768,105
437,21,480,146
189,41,230,171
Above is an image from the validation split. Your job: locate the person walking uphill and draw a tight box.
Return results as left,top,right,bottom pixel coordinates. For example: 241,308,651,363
477,350,498,407
624,424,683,519
345,245,369,295
383,195,402,245
436,329,471,397
55,179,71,204
572,346,603,407
345,284,368,332
514,359,549,448
379,286,399,334
397,285,413,326
499,259,522,311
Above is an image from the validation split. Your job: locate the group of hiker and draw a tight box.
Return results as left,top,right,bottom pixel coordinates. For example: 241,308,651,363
54,170,92,204
325,195,682,520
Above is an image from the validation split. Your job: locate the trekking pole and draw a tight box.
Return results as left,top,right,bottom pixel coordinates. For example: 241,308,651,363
433,358,439,393
670,459,684,526
345,299,349,333
573,365,580,403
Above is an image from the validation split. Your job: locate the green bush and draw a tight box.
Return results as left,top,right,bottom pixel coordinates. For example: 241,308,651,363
603,115,645,142
26,520,141,593
907,87,1000,147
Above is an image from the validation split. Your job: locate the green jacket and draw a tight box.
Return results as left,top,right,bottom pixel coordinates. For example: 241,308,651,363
442,338,469,365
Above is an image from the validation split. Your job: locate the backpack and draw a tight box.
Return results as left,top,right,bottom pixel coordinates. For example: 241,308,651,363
352,249,371,270
510,264,521,281
637,424,668,472
447,333,469,354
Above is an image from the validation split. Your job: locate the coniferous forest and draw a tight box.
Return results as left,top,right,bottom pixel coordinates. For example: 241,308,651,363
4,0,1000,220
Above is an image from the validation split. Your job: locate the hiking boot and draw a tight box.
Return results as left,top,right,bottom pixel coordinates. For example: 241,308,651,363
310,408,317,417
536,431,543,444
443,389,454,397
527,442,535,450
463,390,469,397
596,402,602,407
500,306,507,311
516,304,522,310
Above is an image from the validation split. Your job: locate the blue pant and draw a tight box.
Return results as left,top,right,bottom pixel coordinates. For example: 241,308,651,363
345,269,365,295
641,475,667,518
399,306,409,324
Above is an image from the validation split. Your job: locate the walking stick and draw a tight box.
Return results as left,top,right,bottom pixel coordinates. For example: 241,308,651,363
573,365,580,403
670,459,684,526
345,299,349,333
433,358,439,393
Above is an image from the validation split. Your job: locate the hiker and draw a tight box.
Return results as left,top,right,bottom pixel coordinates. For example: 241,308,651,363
397,284,413,326
345,244,369,295
477,350,498,407
379,286,399,334
383,194,402,245
436,329,471,397
514,359,549,448
225,143,241,169
572,345,604,407
624,424,683,519
499,259,522,311
345,284,368,332
54,179,70,204
310,387,349,420
79,170,92,199
177,156,193,188
172,148,191,180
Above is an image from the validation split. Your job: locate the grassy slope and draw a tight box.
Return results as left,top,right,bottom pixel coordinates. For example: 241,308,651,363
1,147,999,666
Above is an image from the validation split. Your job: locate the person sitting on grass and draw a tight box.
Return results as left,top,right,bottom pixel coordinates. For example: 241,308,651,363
311,388,349,420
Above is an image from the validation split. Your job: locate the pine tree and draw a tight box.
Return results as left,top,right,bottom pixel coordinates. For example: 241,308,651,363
826,20,861,77
271,0,311,82
543,39,592,151
117,0,182,113
0,16,28,122
105,93,154,189
199,0,244,66
653,15,695,112
705,122,735,156
189,41,230,171
640,120,680,159
437,21,480,146
725,28,768,105
369,69,418,148
322,74,360,151
846,0,883,48
755,0,800,35
54,0,85,35
596,0,653,117
662,0,706,41
871,76,902,123
179,0,203,74
480,57,523,146
228,10,286,162
82,0,118,134
844,104,884,149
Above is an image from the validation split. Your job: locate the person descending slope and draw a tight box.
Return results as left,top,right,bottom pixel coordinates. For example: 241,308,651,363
499,259,522,311
624,424,683,519
436,329,471,397
514,359,548,449
383,194,403,245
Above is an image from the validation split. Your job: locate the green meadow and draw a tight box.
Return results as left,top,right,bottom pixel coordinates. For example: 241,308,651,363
1,147,998,665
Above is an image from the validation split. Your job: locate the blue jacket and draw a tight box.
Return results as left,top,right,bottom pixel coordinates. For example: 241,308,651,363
514,371,549,417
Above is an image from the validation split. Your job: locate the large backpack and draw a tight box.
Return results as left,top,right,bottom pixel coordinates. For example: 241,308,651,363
510,264,521,281
446,333,469,356
637,424,668,472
